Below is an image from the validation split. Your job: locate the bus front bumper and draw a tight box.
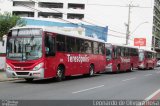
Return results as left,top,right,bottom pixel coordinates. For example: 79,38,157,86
138,63,145,69
6,68,44,79
105,64,113,72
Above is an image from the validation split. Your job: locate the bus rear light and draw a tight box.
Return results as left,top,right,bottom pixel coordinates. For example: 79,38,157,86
33,63,44,71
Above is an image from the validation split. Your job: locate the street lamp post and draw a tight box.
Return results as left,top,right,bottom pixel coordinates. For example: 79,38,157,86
130,21,149,34
125,21,149,46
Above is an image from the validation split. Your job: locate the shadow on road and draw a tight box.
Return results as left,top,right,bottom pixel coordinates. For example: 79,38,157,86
12,74,101,84
101,70,135,75
11,67,157,84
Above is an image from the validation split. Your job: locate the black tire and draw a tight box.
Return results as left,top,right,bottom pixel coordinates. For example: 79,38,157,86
152,64,155,69
116,65,120,73
89,65,94,77
129,65,133,72
145,64,149,70
25,78,33,82
56,66,65,82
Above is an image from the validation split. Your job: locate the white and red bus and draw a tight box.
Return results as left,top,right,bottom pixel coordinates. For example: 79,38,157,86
138,49,157,70
105,43,139,72
5,26,106,81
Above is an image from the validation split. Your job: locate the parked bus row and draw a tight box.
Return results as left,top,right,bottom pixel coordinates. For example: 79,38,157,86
105,43,157,73
5,26,157,82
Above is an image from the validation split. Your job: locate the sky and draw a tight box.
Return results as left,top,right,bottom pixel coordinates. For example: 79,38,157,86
0,0,154,49
85,0,153,49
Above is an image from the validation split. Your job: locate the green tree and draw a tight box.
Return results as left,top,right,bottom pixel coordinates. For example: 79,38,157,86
0,12,26,41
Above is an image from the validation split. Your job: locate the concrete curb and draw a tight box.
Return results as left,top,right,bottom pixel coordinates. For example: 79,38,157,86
0,71,22,82
0,78,21,82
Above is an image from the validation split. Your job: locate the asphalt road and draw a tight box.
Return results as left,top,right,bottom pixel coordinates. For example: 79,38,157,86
0,68,160,101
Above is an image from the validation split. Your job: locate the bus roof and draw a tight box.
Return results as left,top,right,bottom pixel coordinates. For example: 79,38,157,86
105,42,138,49
10,26,105,43
139,49,157,53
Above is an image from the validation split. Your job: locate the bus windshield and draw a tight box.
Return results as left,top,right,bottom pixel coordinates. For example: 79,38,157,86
139,51,144,61
7,36,42,61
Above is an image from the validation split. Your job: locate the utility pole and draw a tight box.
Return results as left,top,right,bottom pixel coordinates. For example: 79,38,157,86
126,4,131,45
125,3,139,45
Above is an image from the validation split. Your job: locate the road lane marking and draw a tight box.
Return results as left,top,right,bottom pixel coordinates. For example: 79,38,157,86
72,85,104,94
122,77,136,82
144,74,152,77
141,89,160,106
145,89,160,101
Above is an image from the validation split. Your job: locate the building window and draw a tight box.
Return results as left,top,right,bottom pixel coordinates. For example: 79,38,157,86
67,13,84,19
38,12,62,18
13,11,34,17
39,2,63,8
13,1,35,7
68,3,85,9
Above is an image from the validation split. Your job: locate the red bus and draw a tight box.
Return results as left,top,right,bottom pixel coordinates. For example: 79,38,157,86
5,26,106,82
105,43,139,72
138,49,157,70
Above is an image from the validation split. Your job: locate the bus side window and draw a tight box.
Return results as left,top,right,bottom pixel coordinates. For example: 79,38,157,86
93,42,98,54
66,37,76,52
56,34,65,52
45,35,55,56
121,47,124,57
117,47,121,57
113,47,117,59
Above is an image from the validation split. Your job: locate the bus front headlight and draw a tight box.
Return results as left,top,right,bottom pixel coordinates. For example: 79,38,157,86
107,63,112,67
6,64,13,71
33,63,44,71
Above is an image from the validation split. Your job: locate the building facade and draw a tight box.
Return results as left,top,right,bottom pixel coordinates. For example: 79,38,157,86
153,0,160,57
11,0,86,20
0,0,160,52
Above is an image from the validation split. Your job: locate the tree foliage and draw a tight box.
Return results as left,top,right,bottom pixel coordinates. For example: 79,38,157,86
0,12,26,40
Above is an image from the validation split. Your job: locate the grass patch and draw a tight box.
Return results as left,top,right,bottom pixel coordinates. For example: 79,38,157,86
0,69,4,72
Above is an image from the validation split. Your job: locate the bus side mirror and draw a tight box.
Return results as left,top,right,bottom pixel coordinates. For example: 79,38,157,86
45,47,49,56
1,40,4,46
45,47,56,56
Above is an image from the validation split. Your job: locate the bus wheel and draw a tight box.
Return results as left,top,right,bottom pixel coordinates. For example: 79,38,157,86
56,66,65,81
129,65,133,72
116,65,120,73
89,65,94,76
146,64,149,70
152,64,155,69
25,78,33,82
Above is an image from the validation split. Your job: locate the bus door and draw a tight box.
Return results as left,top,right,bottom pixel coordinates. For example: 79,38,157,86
113,46,120,71
125,48,130,71
44,33,56,78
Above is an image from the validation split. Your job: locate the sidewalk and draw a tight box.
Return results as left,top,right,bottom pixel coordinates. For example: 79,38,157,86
0,71,20,82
